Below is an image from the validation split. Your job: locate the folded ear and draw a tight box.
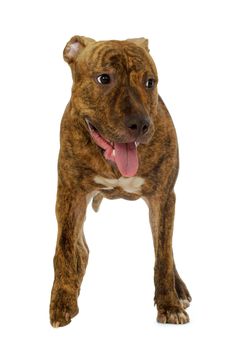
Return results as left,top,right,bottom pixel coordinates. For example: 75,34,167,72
126,37,149,52
63,35,95,64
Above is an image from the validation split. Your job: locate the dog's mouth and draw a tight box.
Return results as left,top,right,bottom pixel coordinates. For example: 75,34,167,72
85,119,139,177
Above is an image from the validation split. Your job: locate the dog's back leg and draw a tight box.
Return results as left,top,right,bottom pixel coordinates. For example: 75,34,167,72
92,193,104,212
146,191,190,324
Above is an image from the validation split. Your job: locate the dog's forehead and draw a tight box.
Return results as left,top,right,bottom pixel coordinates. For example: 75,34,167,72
85,41,152,71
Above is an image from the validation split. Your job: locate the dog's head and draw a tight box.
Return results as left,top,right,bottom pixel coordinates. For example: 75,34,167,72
64,35,158,177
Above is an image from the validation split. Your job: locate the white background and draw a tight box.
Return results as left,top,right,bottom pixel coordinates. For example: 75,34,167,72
0,0,233,349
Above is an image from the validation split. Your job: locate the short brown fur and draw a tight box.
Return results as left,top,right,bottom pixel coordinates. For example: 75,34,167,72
50,36,191,327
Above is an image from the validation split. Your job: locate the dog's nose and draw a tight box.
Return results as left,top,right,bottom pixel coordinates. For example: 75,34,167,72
125,115,150,138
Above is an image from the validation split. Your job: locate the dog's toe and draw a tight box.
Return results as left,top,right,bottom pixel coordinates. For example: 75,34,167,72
180,298,190,309
52,321,61,328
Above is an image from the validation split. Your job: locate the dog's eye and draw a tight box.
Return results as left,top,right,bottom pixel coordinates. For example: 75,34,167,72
145,78,155,89
97,74,111,85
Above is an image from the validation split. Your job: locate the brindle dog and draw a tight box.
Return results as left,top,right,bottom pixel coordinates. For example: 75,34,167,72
50,36,191,327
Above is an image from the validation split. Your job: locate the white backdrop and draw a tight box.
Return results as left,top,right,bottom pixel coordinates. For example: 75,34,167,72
0,0,233,349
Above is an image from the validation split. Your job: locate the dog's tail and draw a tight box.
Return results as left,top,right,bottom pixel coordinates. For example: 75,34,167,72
92,193,104,212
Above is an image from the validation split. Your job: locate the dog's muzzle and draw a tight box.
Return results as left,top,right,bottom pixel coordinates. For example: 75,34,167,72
85,119,140,178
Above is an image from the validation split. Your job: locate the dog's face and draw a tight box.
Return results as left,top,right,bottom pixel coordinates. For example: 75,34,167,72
64,36,159,177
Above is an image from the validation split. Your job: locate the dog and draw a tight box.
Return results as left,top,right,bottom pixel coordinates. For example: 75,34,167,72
50,35,191,327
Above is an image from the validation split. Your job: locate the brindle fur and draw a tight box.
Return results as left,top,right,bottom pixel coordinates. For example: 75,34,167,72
50,35,191,327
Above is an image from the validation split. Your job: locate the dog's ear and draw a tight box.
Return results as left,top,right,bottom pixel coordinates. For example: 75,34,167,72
63,35,95,64
126,37,149,52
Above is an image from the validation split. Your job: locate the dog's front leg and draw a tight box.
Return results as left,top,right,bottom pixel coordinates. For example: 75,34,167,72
50,185,88,327
147,191,190,324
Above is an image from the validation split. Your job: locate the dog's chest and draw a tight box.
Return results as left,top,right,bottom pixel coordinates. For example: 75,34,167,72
94,175,145,194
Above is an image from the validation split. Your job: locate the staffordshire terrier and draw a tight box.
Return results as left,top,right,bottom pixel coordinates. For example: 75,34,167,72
50,35,191,327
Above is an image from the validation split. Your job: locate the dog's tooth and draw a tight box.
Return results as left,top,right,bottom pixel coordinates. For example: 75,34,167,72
112,150,115,156
135,142,140,147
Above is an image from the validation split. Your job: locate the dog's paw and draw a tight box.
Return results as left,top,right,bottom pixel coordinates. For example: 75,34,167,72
157,306,189,325
50,287,79,328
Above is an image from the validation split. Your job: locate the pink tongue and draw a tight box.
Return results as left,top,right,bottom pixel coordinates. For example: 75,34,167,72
114,142,138,177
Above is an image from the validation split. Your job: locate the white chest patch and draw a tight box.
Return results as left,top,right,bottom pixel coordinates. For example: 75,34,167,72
94,176,145,194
